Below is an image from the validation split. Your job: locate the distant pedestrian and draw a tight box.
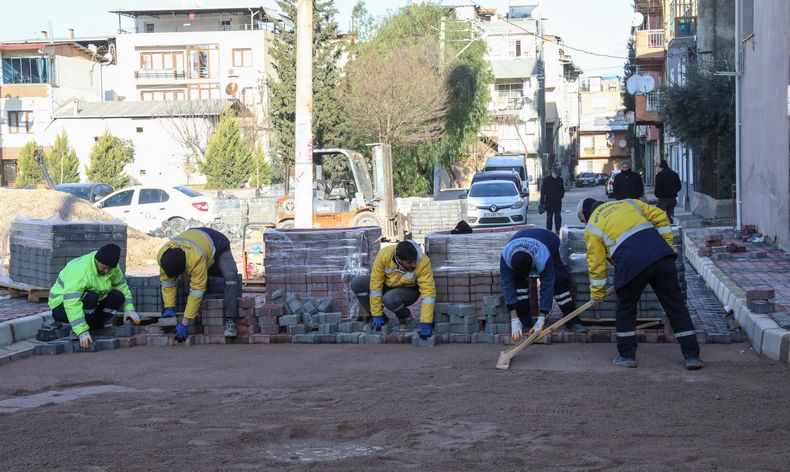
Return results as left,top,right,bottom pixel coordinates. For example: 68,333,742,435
612,160,644,200
540,167,565,233
654,160,682,223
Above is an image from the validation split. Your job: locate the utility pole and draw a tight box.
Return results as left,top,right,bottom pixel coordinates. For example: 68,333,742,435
433,16,447,198
734,0,742,229
294,0,314,228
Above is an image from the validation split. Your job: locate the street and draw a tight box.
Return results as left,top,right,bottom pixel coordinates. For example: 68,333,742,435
527,184,607,228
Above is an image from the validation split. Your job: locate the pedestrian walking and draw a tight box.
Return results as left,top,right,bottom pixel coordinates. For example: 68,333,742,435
654,160,682,223
612,160,644,200
540,167,565,233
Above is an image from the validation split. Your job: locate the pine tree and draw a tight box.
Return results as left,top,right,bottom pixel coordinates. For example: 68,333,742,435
46,130,81,184
14,140,42,188
86,131,134,189
269,0,346,182
200,108,254,189
251,144,273,188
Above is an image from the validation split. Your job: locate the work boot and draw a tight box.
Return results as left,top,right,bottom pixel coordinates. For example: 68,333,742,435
613,356,638,368
684,358,705,370
566,320,588,333
223,319,238,338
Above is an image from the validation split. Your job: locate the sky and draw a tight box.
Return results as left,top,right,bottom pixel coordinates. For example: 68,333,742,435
0,0,633,77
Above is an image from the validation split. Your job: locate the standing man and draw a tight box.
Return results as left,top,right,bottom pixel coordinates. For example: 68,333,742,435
500,227,587,341
48,244,140,349
540,166,565,233
351,241,436,339
158,228,239,342
612,160,644,200
654,160,682,223
577,197,703,370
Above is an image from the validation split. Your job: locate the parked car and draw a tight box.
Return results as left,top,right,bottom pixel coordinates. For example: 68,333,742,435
606,170,621,198
55,183,114,202
595,173,609,186
462,180,527,227
483,154,531,199
470,170,529,208
576,172,597,187
95,185,211,234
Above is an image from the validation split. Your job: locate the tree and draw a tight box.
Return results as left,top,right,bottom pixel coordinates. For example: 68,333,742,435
269,0,346,184
86,131,134,189
200,108,254,189
162,100,224,160
340,46,448,146
350,1,376,40
251,144,273,188
14,140,42,188
46,130,80,184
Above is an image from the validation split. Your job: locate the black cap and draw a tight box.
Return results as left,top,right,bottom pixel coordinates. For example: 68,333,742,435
395,241,418,262
95,244,121,268
581,198,604,222
511,250,534,275
160,247,186,278
450,220,473,235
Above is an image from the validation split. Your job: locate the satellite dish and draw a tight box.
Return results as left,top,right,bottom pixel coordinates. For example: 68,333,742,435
619,139,628,148
607,136,615,146
641,75,656,93
518,105,533,122
625,111,635,124
225,82,238,95
630,12,645,28
103,52,113,62
626,74,656,94
87,44,98,54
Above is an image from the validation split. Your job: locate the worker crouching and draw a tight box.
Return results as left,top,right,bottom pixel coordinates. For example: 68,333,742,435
48,244,140,349
351,241,436,339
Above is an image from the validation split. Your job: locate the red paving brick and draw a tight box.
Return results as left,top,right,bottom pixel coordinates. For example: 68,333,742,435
0,289,49,322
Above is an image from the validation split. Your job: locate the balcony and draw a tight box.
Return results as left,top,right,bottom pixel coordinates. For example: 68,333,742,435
490,96,537,119
636,92,662,124
669,0,697,38
135,69,187,80
635,29,665,62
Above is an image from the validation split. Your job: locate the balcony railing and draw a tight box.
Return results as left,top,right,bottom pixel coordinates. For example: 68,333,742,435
135,69,187,80
647,29,664,48
647,91,661,112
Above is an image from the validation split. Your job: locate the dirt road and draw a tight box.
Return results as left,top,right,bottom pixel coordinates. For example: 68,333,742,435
0,343,788,471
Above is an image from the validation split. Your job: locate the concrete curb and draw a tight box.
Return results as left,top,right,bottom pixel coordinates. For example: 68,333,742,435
685,231,790,363
0,311,53,347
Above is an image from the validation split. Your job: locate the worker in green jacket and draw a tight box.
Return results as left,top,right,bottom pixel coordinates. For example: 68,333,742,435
48,244,140,349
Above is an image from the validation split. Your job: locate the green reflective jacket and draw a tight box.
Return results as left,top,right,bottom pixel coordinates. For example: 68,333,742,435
47,251,135,335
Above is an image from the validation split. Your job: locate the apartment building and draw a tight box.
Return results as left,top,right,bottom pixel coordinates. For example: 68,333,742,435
0,38,105,186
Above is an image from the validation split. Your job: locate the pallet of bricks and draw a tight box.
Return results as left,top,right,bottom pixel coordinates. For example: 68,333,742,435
8,217,127,289
408,199,467,242
559,225,686,321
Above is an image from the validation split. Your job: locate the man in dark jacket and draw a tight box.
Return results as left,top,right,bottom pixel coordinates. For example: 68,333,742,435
654,160,682,223
612,160,644,200
540,167,565,233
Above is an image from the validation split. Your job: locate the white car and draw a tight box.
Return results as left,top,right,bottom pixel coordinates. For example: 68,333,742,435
95,185,212,234
463,180,527,227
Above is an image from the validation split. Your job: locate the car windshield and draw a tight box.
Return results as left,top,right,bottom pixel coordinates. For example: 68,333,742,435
486,166,526,181
580,173,595,178
469,182,518,197
56,185,91,199
174,186,202,198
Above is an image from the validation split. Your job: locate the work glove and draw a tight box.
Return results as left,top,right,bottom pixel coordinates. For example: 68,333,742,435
511,318,524,341
123,311,141,325
529,315,546,335
371,316,384,329
78,331,93,349
175,320,189,343
590,298,603,309
162,307,176,318
419,323,432,339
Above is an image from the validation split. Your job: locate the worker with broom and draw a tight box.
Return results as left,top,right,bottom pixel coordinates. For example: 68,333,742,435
48,243,140,350
500,227,587,341
577,198,703,370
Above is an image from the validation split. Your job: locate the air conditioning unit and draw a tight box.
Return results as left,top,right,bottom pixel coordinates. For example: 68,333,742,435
227,68,238,77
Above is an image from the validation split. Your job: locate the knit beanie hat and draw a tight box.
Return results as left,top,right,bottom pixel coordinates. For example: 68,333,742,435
160,247,187,278
95,244,121,268
511,249,534,275
395,241,418,262
577,198,604,223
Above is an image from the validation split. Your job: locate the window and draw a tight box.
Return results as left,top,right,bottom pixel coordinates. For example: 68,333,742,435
140,89,186,101
7,111,33,134
139,189,170,205
742,0,754,39
186,45,218,79
102,190,134,208
2,57,53,84
136,127,144,133
221,20,232,31
515,40,521,57
2,161,17,185
174,186,202,197
232,48,252,67
139,52,185,72
145,23,155,33
469,182,518,198
241,87,256,106
98,185,113,198
188,83,220,99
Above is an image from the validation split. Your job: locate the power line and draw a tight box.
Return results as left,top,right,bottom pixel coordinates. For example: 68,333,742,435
503,19,629,60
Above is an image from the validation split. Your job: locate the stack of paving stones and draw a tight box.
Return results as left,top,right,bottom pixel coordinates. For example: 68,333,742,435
9,219,127,288
126,275,233,313
426,226,530,313
409,199,467,242
684,261,743,343
560,225,686,320
264,227,381,317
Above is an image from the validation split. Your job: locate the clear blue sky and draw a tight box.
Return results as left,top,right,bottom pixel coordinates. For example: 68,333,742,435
0,0,632,77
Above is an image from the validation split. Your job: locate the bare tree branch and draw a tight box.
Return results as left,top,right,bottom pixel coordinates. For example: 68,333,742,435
162,100,224,160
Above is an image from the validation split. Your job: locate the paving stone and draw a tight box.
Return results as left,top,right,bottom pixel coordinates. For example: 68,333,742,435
338,321,364,333
279,314,301,327
8,316,45,343
287,325,306,335
337,333,361,344
34,343,66,356
472,333,495,343
434,312,450,324
448,304,475,317
292,334,316,344
411,335,437,347
94,338,121,351
319,323,338,334
317,297,334,312
434,323,450,335
0,323,15,347
748,300,774,314
746,288,776,301
72,341,99,352
362,334,382,344
449,334,471,344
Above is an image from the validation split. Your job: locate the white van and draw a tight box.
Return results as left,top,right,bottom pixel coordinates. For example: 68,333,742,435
483,155,530,200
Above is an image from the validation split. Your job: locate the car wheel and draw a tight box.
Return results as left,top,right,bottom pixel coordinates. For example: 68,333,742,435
277,219,294,229
163,217,187,237
351,211,381,228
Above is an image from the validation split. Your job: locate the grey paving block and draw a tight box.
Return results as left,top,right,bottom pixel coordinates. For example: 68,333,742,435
8,316,46,343
434,323,450,335
337,333,361,344
317,297,334,312
95,338,121,351
113,323,139,338
448,304,475,316
319,323,338,334
449,334,471,344
472,333,495,343
0,323,15,347
483,296,502,308
315,334,337,344
338,321,364,333
748,300,774,314
292,334,316,344
411,335,437,347
287,325,306,335
72,341,98,352
34,343,66,356
362,334,382,344
450,324,477,334
279,314,301,327
321,312,343,324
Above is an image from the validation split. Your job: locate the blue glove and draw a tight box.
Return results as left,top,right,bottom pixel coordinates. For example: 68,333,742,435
419,323,432,339
175,322,188,343
162,307,176,318
371,316,384,329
